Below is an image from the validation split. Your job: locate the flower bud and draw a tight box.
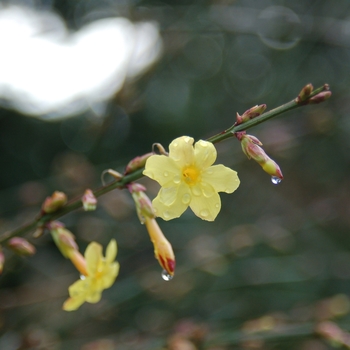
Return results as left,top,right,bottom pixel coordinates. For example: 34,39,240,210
49,221,87,275
42,191,67,214
296,83,313,102
145,217,175,277
236,104,267,125
82,189,97,211
307,91,332,104
0,247,5,274
128,183,155,223
49,221,78,258
240,134,283,180
8,237,36,256
125,153,153,174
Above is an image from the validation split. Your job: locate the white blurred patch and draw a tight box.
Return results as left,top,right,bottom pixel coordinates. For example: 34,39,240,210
0,5,162,119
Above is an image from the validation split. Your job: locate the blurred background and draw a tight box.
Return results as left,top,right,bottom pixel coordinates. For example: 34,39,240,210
0,0,349,349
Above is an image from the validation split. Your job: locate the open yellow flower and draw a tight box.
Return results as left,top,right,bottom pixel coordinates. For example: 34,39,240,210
143,136,240,221
63,239,119,311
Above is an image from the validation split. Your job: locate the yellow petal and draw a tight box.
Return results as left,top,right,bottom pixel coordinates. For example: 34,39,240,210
102,262,119,289
68,279,89,297
159,186,180,206
86,289,102,303
143,155,179,186
201,165,240,193
153,186,189,221
194,139,217,169
169,136,194,166
189,191,221,221
105,239,117,263
85,242,102,276
63,296,86,311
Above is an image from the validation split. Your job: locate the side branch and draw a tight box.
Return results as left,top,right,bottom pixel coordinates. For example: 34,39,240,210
0,84,330,243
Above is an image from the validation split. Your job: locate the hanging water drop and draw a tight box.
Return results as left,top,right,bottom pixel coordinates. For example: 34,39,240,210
161,270,173,281
163,171,169,177
271,176,282,185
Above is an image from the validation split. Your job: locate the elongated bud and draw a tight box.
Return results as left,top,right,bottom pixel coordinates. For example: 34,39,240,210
145,217,175,277
49,221,87,275
236,104,267,125
240,134,283,180
82,189,97,211
316,321,348,347
42,191,67,214
307,91,332,104
128,183,155,223
8,237,36,256
49,221,78,258
296,83,313,102
125,153,153,174
0,247,5,274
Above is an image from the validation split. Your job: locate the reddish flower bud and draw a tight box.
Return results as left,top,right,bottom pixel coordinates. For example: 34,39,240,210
0,247,5,274
82,189,97,211
8,237,36,256
307,91,332,104
125,153,153,174
128,183,155,223
240,134,283,180
236,104,267,125
42,191,67,214
49,221,78,258
145,217,175,277
296,83,313,102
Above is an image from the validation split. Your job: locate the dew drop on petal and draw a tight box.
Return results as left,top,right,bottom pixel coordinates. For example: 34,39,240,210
161,270,173,281
173,142,178,147
182,193,191,204
80,275,86,280
163,211,171,219
163,171,169,177
206,169,213,175
173,175,181,184
200,209,209,218
215,203,220,208
192,186,201,196
271,176,282,185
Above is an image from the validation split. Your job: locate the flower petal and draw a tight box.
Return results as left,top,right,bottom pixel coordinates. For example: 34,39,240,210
86,289,102,304
159,186,180,206
169,136,194,166
194,139,217,169
105,239,117,263
153,184,190,220
63,296,86,311
189,191,221,221
85,242,102,276
102,262,120,289
202,165,240,193
143,155,179,186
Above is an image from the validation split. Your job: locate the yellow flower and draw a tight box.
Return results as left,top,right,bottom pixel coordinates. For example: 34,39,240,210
63,239,119,311
143,136,240,221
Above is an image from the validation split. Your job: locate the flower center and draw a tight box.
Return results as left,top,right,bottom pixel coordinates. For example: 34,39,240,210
182,166,200,185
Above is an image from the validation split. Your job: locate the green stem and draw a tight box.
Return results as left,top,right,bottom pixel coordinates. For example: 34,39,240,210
0,84,330,244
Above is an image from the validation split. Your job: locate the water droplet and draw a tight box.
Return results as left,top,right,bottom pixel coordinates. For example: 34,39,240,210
80,275,86,280
163,211,171,219
161,270,173,281
192,187,201,196
215,203,220,208
271,176,282,185
206,170,213,175
173,175,181,184
182,193,191,204
163,171,169,177
200,209,209,218
173,142,178,147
